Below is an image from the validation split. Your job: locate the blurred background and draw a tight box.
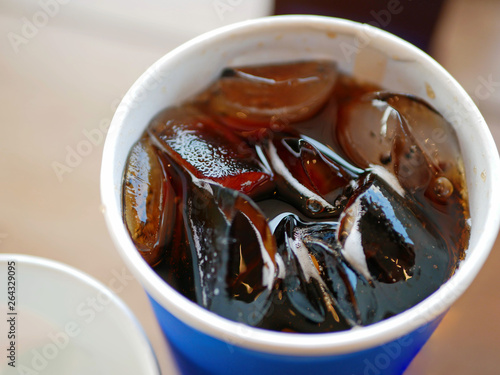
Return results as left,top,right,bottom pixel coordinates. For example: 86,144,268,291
1,0,499,374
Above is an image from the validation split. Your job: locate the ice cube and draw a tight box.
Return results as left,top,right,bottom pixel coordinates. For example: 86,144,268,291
179,176,278,325
123,135,176,267
336,91,464,198
337,172,453,324
267,214,353,332
264,136,355,218
148,105,274,198
203,61,338,130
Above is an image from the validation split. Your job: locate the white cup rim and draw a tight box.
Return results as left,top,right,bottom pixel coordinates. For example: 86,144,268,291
101,15,500,356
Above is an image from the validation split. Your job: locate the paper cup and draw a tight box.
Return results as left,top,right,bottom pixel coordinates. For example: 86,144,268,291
100,15,500,375
0,254,160,375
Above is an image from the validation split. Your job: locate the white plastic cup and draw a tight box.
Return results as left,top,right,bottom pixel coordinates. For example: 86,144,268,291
100,15,500,375
0,254,160,375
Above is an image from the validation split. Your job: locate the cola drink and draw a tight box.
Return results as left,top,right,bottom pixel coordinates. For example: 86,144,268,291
122,61,470,333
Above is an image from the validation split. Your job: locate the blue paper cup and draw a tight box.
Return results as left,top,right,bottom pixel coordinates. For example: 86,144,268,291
101,15,500,375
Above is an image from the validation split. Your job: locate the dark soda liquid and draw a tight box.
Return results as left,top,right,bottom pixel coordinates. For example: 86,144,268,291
122,61,470,333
